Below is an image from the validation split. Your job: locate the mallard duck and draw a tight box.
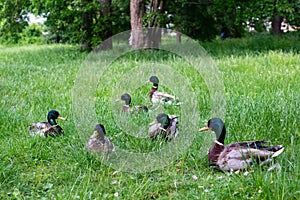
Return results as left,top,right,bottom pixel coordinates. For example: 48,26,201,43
199,118,284,171
86,124,115,153
29,110,67,137
116,93,148,113
147,76,181,105
149,113,179,141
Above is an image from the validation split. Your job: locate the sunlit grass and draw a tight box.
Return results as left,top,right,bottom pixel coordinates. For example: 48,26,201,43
0,34,299,199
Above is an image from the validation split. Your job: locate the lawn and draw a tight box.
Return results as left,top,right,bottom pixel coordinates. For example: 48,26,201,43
0,33,299,199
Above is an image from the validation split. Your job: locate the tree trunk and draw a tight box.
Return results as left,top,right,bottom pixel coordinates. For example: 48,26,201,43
81,0,93,51
130,0,145,49
272,15,282,35
145,0,163,49
272,0,282,35
175,26,181,44
98,0,113,50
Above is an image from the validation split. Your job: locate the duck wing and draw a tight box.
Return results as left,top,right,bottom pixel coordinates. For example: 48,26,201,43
151,91,174,104
46,125,63,137
149,122,163,139
154,91,183,105
122,105,148,114
133,105,148,113
216,142,284,171
228,140,283,152
167,116,178,140
87,137,114,153
149,115,179,141
103,137,115,152
29,122,50,137
86,138,104,152
155,91,176,100
29,122,63,137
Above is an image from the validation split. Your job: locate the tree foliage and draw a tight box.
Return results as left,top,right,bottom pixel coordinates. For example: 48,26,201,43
0,0,130,46
166,0,218,41
212,0,300,36
0,0,31,43
0,0,299,45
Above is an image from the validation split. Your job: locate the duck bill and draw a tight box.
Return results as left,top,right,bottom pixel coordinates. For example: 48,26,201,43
149,119,158,126
199,126,210,132
115,98,121,102
58,116,67,121
145,80,150,83
91,130,98,138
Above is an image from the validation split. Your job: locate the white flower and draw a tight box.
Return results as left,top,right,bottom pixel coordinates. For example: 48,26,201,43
192,175,198,180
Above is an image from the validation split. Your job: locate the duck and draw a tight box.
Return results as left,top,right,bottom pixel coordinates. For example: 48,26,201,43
147,76,182,105
199,118,284,171
29,110,67,137
149,113,179,141
116,93,148,113
86,124,115,153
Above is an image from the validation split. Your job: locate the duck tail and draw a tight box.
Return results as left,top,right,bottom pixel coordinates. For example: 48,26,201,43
272,146,284,158
29,123,35,130
141,105,149,112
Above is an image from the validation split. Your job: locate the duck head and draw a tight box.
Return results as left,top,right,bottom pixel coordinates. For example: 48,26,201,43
150,113,171,129
149,76,159,88
92,124,106,143
199,118,226,144
120,93,132,106
47,110,67,126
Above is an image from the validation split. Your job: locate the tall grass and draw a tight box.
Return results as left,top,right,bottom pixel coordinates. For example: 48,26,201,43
0,34,299,199
201,32,300,58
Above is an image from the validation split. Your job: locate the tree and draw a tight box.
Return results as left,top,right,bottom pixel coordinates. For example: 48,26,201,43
130,0,145,49
215,0,300,35
272,0,281,35
29,0,82,43
82,0,113,51
0,0,31,43
95,0,113,50
270,0,300,34
81,0,93,51
144,0,165,48
29,0,127,50
166,0,218,41
1,0,299,46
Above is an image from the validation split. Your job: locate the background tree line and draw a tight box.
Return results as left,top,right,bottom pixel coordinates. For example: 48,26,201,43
0,0,299,50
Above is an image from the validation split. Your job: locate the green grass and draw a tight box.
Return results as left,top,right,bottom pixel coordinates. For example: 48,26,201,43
0,34,300,199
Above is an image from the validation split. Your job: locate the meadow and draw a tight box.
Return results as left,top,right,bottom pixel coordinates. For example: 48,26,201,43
0,33,299,199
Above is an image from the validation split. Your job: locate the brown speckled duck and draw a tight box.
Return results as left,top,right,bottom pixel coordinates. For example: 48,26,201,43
29,110,67,137
199,118,284,171
116,93,148,114
86,124,115,153
147,76,182,105
149,113,179,141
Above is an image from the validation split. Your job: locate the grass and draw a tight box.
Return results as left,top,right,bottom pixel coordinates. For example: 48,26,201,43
0,33,300,199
